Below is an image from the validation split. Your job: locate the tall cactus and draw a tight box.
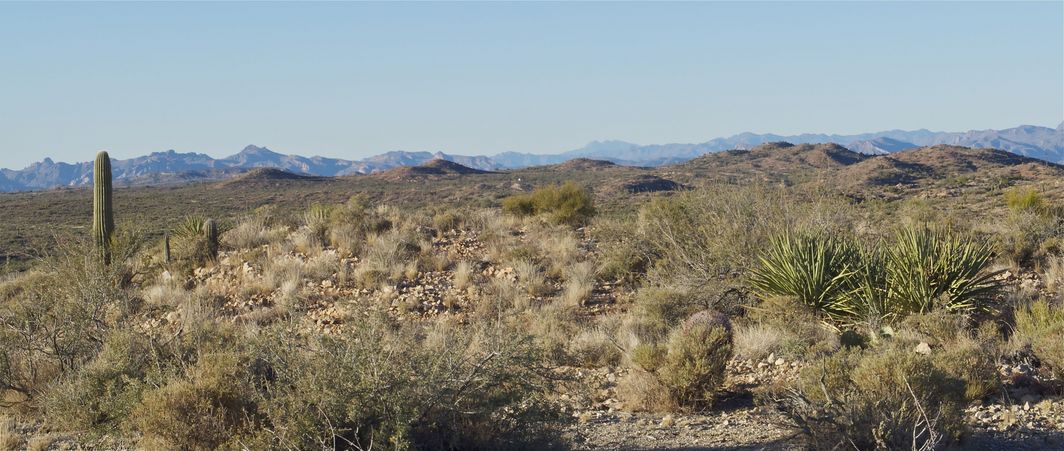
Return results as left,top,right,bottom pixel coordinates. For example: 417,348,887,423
92,151,114,264
163,231,171,264
204,218,219,261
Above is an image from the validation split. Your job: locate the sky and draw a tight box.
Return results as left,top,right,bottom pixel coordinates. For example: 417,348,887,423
0,1,1061,169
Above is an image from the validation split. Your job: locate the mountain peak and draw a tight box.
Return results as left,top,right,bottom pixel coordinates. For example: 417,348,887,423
239,145,276,155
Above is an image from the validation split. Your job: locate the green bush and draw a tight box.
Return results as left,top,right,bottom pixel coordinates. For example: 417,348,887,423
897,311,1001,402
656,311,733,410
130,352,258,451
769,346,967,450
0,236,139,398
1004,186,1047,214
1013,299,1064,379
623,311,733,411
502,182,595,225
42,330,153,433
243,317,561,450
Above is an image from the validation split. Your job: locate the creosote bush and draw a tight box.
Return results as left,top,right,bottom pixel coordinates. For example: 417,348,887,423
767,345,967,450
502,182,595,225
622,310,733,412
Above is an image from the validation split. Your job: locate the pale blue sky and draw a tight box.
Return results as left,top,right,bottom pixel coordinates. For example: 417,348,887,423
1,1,1061,169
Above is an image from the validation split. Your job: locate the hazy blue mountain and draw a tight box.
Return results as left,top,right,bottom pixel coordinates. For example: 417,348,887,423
845,137,919,155
2,123,1061,192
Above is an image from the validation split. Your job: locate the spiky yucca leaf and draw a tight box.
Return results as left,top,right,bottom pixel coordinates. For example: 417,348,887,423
885,226,1001,314
843,246,893,326
175,215,207,239
749,233,861,321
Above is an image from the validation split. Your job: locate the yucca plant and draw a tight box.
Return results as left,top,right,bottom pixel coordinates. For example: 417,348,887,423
175,215,207,239
749,232,861,321
885,225,1001,314
843,246,892,326
303,203,333,245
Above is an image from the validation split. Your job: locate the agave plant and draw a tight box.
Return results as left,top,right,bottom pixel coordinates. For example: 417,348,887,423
749,232,862,321
885,225,1001,314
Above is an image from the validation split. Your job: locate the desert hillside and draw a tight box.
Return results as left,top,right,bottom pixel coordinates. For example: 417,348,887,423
1,145,1064,450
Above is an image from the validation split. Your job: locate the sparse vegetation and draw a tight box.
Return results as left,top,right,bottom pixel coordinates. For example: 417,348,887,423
502,182,595,225
3,145,1064,449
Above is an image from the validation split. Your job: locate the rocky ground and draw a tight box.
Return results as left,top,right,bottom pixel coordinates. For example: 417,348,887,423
10,228,1063,450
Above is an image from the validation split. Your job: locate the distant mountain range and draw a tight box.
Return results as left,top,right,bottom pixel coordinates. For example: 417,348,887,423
2,123,1061,192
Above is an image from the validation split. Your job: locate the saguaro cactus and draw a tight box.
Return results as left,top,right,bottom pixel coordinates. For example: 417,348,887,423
92,151,114,264
204,218,219,261
163,231,172,264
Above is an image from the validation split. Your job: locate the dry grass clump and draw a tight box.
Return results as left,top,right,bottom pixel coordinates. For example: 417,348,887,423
453,260,474,291
224,208,287,250
733,323,788,362
1012,298,1064,379
512,259,548,297
562,261,595,306
1042,255,1064,297
567,315,624,368
143,272,191,307
896,311,1002,402
0,416,21,451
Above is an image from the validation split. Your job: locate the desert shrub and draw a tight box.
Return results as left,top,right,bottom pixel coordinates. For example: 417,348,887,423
41,330,153,432
656,311,733,409
621,311,733,411
769,345,967,450
243,317,561,450
0,416,20,451
885,226,1001,314
0,236,138,398
1013,298,1064,379
432,210,463,234
130,351,258,451
745,297,841,361
749,232,861,322
1005,186,1047,214
618,287,702,346
592,214,656,285
502,182,595,226
637,185,854,309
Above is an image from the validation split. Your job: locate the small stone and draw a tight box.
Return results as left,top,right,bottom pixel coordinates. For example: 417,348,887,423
659,414,674,428
774,358,785,366
914,342,932,355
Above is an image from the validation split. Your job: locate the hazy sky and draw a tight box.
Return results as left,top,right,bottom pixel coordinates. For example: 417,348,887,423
1,1,1061,169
